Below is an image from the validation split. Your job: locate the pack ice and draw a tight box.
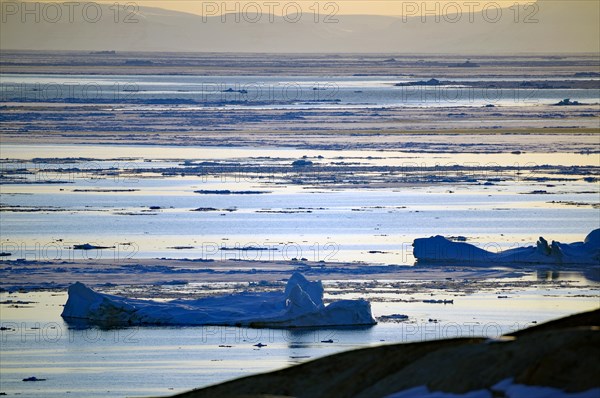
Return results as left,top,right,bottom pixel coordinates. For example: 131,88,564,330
413,229,600,265
61,272,376,327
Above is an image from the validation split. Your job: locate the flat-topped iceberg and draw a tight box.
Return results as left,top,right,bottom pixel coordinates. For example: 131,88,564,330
413,229,600,265
61,272,376,328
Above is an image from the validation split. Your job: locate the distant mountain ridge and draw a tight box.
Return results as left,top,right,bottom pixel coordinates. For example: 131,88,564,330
1,1,598,53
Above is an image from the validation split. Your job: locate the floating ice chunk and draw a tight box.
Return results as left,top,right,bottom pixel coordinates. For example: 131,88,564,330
61,272,376,328
413,229,600,265
584,229,600,249
413,235,493,263
377,314,409,323
22,376,46,382
422,299,454,304
284,271,324,308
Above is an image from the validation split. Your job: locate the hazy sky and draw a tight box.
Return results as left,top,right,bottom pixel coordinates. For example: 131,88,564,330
3,0,598,53
137,0,523,16
27,0,532,16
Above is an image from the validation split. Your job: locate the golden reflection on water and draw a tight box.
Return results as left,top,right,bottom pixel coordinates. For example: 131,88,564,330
2,144,599,167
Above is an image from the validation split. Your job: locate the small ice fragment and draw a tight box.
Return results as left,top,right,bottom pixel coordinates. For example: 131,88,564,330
23,376,46,382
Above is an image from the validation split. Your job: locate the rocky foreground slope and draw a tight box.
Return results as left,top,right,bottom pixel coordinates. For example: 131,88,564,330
169,309,600,398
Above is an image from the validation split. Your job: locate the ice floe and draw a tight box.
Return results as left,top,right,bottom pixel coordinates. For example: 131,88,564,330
61,272,376,328
413,229,600,265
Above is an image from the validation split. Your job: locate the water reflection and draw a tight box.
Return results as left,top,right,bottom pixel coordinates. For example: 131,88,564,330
536,269,600,283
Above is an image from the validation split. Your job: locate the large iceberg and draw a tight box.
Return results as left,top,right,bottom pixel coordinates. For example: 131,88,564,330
61,272,376,328
413,229,600,265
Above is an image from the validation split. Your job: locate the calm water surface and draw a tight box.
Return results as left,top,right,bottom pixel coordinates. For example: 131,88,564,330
1,272,599,398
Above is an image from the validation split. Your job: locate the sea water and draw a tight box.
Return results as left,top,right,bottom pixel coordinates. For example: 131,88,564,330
1,272,599,397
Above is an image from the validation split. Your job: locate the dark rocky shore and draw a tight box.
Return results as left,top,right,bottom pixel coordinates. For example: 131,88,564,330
170,309,600,398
